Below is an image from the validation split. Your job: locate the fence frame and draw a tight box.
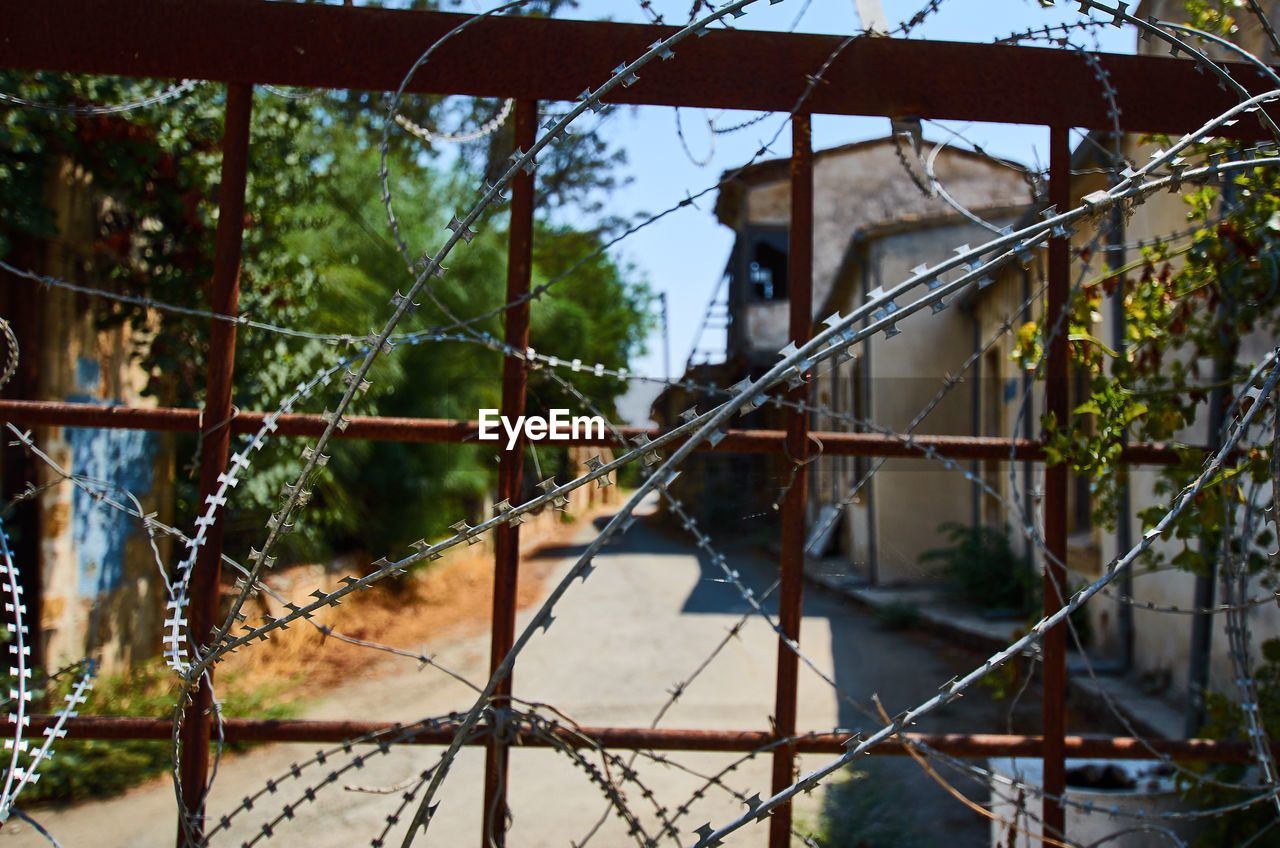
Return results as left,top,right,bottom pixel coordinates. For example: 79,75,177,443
3,3,1277,846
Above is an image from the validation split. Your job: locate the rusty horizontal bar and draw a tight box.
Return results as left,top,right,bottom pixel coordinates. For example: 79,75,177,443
0,400,482,443
0,399,1203,465
688,429,1196,466
3,0,1276,137
23,715,1269,762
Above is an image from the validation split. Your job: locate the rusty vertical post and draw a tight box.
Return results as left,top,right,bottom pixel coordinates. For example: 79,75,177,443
176,82,252,848
769,112,812,848
482,98,536,848
1042,125,1071,843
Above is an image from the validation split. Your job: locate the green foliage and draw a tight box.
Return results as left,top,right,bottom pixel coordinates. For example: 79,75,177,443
1014,4,1278,836
1179,638,1280,847
250,122,653,556
326,93,630,233
978,655,1025,701
0,73,333,551
12,661,295,803
0,73,321,408
919,522,1036,613
1011,1,1279,582
0,73,651,562
1182,0,1242,39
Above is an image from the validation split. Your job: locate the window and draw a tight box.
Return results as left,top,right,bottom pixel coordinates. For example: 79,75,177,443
739,228,788,301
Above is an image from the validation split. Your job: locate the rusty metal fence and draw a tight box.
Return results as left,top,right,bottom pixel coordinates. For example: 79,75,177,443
2,1,1279,846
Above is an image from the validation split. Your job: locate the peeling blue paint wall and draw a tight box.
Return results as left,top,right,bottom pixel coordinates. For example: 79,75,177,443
64,393,158,599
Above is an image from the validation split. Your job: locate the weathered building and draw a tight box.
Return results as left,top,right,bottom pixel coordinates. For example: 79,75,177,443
0,159,172,674
660,136,1033,581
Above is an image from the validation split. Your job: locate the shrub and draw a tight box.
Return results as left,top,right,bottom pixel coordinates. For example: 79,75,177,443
874,600,921,630
919,522,1035,613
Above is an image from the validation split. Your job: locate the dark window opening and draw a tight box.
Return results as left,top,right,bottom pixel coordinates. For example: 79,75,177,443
742,229,788,302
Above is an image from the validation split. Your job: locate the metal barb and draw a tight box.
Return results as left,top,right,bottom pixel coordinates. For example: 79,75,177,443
446,216,477,244
583,455,613,487
693,823,722,846
629,434,662,466
449,520,482,545
494,498,526,526
537,478,570,511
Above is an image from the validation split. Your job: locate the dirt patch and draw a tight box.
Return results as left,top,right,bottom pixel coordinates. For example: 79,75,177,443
219,499,619,706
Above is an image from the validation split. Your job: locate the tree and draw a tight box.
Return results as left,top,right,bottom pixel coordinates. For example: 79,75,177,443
280,119,651,554
321,0,630,233
0,73,652,562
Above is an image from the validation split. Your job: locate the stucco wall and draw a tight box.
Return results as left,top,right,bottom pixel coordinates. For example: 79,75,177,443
1082,103,1280,706
967,85,1280,716
726,139,1034,584
31,160,172,673
857,221,1025,583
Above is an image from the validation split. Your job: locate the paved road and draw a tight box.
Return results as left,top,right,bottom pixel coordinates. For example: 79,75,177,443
3,496,1016,847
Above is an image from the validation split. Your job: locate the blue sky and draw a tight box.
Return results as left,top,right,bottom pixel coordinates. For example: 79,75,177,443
544,0,1136,421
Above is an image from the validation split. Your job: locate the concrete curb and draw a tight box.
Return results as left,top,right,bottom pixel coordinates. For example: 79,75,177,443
800,557,1186,742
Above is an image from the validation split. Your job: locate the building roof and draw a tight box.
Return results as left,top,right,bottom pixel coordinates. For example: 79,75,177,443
713,135,1034,234
718,134,1026,187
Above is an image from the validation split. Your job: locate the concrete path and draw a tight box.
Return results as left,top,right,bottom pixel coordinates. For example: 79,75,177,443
3,496,1016,847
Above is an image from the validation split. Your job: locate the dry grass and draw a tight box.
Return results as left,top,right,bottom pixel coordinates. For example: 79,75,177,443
218,498,618,705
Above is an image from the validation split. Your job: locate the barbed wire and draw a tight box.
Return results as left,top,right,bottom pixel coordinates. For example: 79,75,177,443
2,423,485,699
8,3,1280,846
173,1,847,835
198,0,877,675
154,137,1280,845
259,85,327,103
0,79,201,115
0,317,17,392
97,157,1280,835
0,514,96,825
394,97,515,145
536,316,1271,807
557,275,1280,809
687,352,1280,846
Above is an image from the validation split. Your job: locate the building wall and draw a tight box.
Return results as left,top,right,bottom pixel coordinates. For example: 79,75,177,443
973,205,1205,683
807,216,1029,583
26,160,172,673
1091,228,1280,709
734,140,1031,359
1118,0,1280,707
808,352,868,566
724,3,1280,718
1141,0,1280,61
854,220,1023,583
721,139,1034,584
970,55,1280,717
1083,31,1280,700
971,255,1042,555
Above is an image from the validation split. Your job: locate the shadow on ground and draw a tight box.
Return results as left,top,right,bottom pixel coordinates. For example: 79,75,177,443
577,508,1045,848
